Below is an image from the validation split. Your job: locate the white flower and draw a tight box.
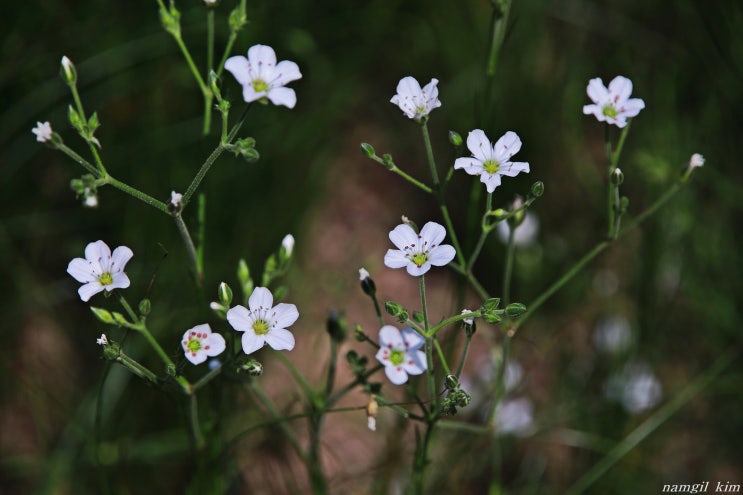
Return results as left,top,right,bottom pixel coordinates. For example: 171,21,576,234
375,325,427,385
496,212,540,246
359,267,370,281
60,56,75,83
224,44,302,108
604,361,662,414
384,221,456,276
281,234,295,256
170,191,183,208
390,76,442,120
494,397,535,436
689,153,705,169
454,130,530,193
96,334,108,346
460,309,474,326
181,324,226,365
83,188,99,208
593,314,632,354
32,121,53,142
226,287,299,354
67,240,133,302
582,75,645,128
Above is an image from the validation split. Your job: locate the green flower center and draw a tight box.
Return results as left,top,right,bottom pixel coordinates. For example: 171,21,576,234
187,338,202,353
389,349,405,366
252,79,269,93
410,252,429,267
253,319,270,335
98,272,113,286
602,105,618,118
483,159,500,174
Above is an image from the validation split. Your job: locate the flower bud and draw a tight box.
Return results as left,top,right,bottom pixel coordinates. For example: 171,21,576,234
412,311,424,324
382,154,394,170
237,259,250,285
68,105,83,131
112,312,130,326
361,142,375,158
448,130,463,147
138,298,152,316
445,374,459,390
461,309,476,336
505,302,527,318
239,358,263,376
530,181,545,198
354,324,365,342
281,234,295,258
611,167,624,186
385,301,404,317
228,1,247,31
359,268,376,296
218,282,233,306
159,4,181,36
619,196,630,214
90,307,115,324
326,309,346,342
366,395,379,431
60,56,77,85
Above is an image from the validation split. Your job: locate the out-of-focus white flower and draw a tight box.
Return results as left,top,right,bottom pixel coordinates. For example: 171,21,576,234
359,268,370,281
96,334,108,346
281,234,295,256
32,121,53,142
454,129,530,193
496,212,539,246
224,44,302,108
593,315,633,354
226,287,299,354
460,309,474,326
67,240,133,302
181,324,226,365
494,397,535,436
689,153,705,169
582,76,645,128
375,325,427,385
170,191,183,208
384,221,456,276
604,361,662,414
390,76,442,120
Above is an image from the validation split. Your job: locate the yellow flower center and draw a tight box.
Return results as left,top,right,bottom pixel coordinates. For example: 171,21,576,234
483,159,500,175
253,319,270,335
389,349,405,366
187,338,202,353
410,252,428,267
602,105,618,118
98,272,113,286
252,79,269,93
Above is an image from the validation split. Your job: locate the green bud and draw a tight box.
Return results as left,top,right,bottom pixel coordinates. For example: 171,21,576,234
619,196,630,214
385,301,404,317
360,142,375,158
237,259,250,285
481,298,501,312
209,70,222,102
159,4,181,37
448,130,463,147
229,137,259,163
412,311,424,323
87,112,100,134
68,105,83,130
445,374,459,390
354,324,365,342
167,363,176,376
530,181,545,198
90,307,115,324
138,298,151,316
228,1,248,31
359,268,376,296
102,341,121,360
491,208,507,219
111,312,129,326
505,302,527,318
483,313,502,324
60,56,77,85
326,309,346,342
382,153,394,170
70,178,85,195
218,282,233,306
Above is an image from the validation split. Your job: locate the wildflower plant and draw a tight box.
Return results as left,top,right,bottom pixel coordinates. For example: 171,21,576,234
28,1,716,493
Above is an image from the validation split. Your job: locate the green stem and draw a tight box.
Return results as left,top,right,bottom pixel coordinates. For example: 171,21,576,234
433,338,451,375
57,143,100,177
68,82,107,175
104,176,170,214
411,423,435,495
502,218,516,307
173,213,203,284
114,351,158,384
486,0,511,77
419,276,437,410
273,351,322,407
422,122,466,266
247,381,303,456
454,333,472,378
428,310,481,337
325,339,339,396
467,192,494,272
189,393,205,450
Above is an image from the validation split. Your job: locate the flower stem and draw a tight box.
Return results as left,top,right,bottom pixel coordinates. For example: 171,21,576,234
502,218,516,307
173,213,203,284
273,351,322,408
57,143,100,177
419,276,437,411
467,192,494,272
421,122,466,266
189,393,205,450
455,333,473,378
104,176,170,214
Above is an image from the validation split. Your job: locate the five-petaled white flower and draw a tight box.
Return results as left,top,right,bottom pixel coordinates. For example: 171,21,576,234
281,234,295,257
226,287,299,354
454,129,530,193
582,75,645,128
181,324,226,365
689,153,705,169
375,325,427,385
32,121,53,142
384,221,456,276
67,240,133,302
390,76,442,120
96,334,108,346
224,44,302,108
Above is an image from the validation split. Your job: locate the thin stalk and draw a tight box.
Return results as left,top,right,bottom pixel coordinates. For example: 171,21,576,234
189,394,205,450
57,143,100,176
502,219,516,306
454,333,473,378
411,423,435,495
419,276,436,409
433,338,451,375
325,339,339,396
173,213,203,284
68,82,107,174
467,193,494,271
273,351,322,408
247,381,303,456
105,176,170,214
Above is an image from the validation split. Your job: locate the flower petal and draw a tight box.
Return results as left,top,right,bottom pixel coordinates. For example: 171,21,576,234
388,224,418,251
582,103,600,116
406,262,430,276
224,56,251,85
428,245,456,267
378,325,404,349
205,333,226,357
466,129,493,162
247,44,277,72
494,131,522,160
400,326,425,349
186,350,207,365
620,97,645,118
227,305,253,332
419,222,446,248
273,303,299,328
108,272,131,291
241,332,265,355
242,84,265,103
272,60,302,86
249,287,274,311
454,157,484,175
267,87,297,108
499,161,530,177
402,349,427,375
78,282,103,302
608,75,632,103
85,240,111,274
586,78,608,104
265,327,295,351
421,78,441,108
395,76,423,99
384,249,409,269
481,173,501,193
384,365,409,385
67,258,97,283
110,246,133,273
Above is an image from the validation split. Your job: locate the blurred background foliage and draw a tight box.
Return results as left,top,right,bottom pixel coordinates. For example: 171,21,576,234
1,0,742,493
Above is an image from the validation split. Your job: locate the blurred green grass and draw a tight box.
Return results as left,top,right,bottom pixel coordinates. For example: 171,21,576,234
2,0,742,493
